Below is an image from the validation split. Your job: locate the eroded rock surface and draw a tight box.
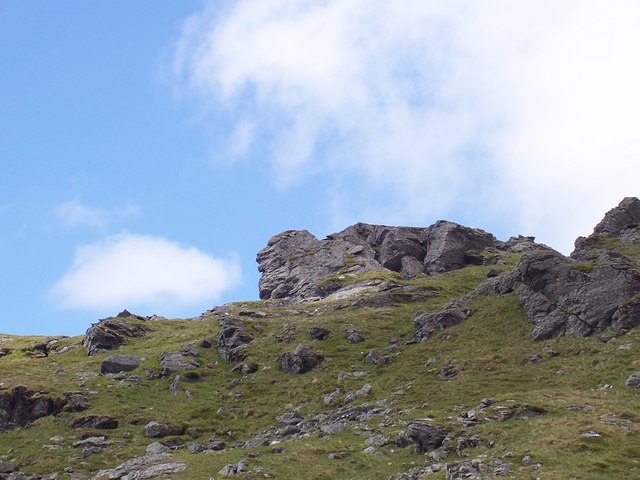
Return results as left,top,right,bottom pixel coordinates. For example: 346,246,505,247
101,354,141,374
216,318,253,363
0,387,66,431
417,197,640,341
279,344,321,374
405,419,448,453
84,318,146,356
257,221,498,301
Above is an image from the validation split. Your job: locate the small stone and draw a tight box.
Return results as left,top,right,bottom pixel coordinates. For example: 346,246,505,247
522,455,533,466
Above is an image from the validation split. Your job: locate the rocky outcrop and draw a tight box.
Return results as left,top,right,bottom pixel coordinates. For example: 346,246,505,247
420,221,496,275
279,344,321,374
159,351,200,376
415,198,640,341
591,197,640,236
93,453,186,479
257,221,498,301
518,248,640,339
405,419,448,453
70,415,119,430
414,308,474,342
0,387,66,431
83,318,147,356
216,318,253,363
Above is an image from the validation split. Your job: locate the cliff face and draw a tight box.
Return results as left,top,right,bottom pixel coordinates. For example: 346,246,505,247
258,197,640,341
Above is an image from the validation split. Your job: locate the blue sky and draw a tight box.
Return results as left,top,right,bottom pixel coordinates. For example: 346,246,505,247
2,1,639,336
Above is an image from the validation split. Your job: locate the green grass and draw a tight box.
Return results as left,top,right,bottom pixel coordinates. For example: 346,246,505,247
1,259,639,479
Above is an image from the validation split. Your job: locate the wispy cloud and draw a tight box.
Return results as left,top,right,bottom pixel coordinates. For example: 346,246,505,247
174,1,640,252
49,234,241,315
54,201,140,229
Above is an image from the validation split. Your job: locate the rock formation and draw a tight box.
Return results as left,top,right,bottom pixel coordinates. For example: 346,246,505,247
83,317,147,356
0,387,66,431
257,221,498,301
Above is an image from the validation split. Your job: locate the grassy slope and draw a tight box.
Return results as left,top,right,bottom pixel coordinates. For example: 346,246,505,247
0,252,639,479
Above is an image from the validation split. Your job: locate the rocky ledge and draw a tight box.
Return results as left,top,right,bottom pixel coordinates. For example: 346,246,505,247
258,197,640,340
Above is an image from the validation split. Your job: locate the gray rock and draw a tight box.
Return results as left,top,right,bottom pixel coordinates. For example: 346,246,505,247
519,248,640,339
279,344,321,374
101,354,141,374
309,326,330,340
257,221,497,301
83,319,146,356
377,228,425,274
207,438,226,451
63,393,90,412
445,458,513,479
323,389,341,405
364,435,389,448
143,421,185,438
92,453,185,479
0,387,66,431
625,372,640,388
275,323,298,343
364,349,393,366
592,197,640,236
405,419,448,454
216,318,253,363
414,308,473,342
0,462,18,474
72,436,109,449
219,460,249,476
320,421,347,435
159,352,199,376
145,442,169,455
70,415,118,430
421,221,497,275
345,329,365,343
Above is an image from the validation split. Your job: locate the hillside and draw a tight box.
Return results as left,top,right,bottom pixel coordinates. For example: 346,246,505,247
1,198,640,479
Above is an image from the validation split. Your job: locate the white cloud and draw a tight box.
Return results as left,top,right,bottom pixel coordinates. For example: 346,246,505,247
54,201,140,229
49,234,241,315
174,0,640,253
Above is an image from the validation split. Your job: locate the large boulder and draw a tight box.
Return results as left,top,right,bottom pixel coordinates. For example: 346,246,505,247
279,344,321,374
420,221,497,275
101,354,141,374
83,318,146,356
